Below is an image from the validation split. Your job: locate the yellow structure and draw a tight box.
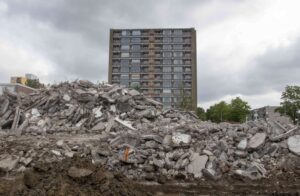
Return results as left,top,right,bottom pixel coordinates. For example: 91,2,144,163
10,77,27,85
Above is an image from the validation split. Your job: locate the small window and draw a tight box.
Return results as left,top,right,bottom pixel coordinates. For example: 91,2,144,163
173,52,183,57
163,59,172,65
163,97,171,102
121,67,129,72
173,67,183,72
173,30,182,35
120,74,129,79
173,81,183,88
121,59,129,66
163,89,171,93
131,74,140,80
121,30,130,36
131,59,140,65
120,80,129,86
163,67,172,72
163,80,172,87
163,30,172,36
131,66,140,73
173,45,183,50
121,52,130,58
174,37,183,43
163,52,172,58
163,37,172,43
163,45,172,50
132,45,141,50
173,73,182,80
132,30,141,36
174,59,183,65
121,38,130,43
121,45,130,50
131,52,140,58
131,37,141,43
163,74,172,79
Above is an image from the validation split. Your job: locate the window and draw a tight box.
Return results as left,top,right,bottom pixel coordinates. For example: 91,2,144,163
173,90,181,95
121,30,130,36
132,30,141,36
163,59,172,65
163,80,172,88
121,52,129,58
173,73,182,80
163,30,172,36
120,74,129,79
132,45,141,51
163,67,172,72
131,38,141,43
131,52,140,58
173,67,183,72
174,37,183,43
174,59,183,65
131,66,140,73
173,81,183,88
163,37,172,43
131,74,140,80
173,45,183,50
163,45,172,50
120,80,129,86
173,30,182,35
131,59,140,65
173,52,183,57
112,68,119,73
163,88,171,93
121,38,130,43
121,45,130,50
121,59,129,66
163,52,172,58
163,74,172,79
173,97,182,102
130,82,140,87
163,97,171,102
121,67,129,72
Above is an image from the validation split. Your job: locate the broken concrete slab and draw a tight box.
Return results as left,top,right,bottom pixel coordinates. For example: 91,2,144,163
287,135,300,156
0,155,19,171
248,133,266,150
187,153,208,178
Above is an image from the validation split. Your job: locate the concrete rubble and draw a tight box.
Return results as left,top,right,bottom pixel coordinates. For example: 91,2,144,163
0,80,300,183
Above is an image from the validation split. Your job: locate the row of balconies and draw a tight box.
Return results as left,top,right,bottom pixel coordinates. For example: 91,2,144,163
112,52,192,58
112,59,192,66
112,74,192,81
112,38,192,44
112,46,192,51
112,67,192,73
113,31,192,37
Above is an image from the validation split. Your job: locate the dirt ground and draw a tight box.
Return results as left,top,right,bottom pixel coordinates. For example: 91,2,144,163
0,156,299,196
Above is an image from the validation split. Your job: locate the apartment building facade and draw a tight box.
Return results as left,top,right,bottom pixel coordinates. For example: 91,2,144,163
108,28,197,109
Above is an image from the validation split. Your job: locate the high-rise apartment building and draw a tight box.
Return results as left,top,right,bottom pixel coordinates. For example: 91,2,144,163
108,28,197,109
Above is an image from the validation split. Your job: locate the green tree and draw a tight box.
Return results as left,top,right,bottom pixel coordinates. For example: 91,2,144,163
25,79,43,89
275,85,300,124
196,107,206,120
206,101,230,123
228,97,251,123
178,82,193,111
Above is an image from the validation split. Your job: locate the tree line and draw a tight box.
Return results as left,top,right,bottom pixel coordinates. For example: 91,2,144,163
196,85,300,124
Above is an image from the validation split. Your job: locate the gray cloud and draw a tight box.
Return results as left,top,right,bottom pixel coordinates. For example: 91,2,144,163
0,0,299,108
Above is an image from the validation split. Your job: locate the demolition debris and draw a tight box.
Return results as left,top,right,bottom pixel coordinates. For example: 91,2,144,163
0,80,300,185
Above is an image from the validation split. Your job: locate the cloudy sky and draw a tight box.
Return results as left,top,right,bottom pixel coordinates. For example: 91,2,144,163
0,0,300,109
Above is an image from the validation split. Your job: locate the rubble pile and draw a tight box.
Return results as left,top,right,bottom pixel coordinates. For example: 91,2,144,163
0,80,300,183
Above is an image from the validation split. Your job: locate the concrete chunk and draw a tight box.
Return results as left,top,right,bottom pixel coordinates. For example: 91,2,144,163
287,135,300,156
187,153,208,178
248,133,266,150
